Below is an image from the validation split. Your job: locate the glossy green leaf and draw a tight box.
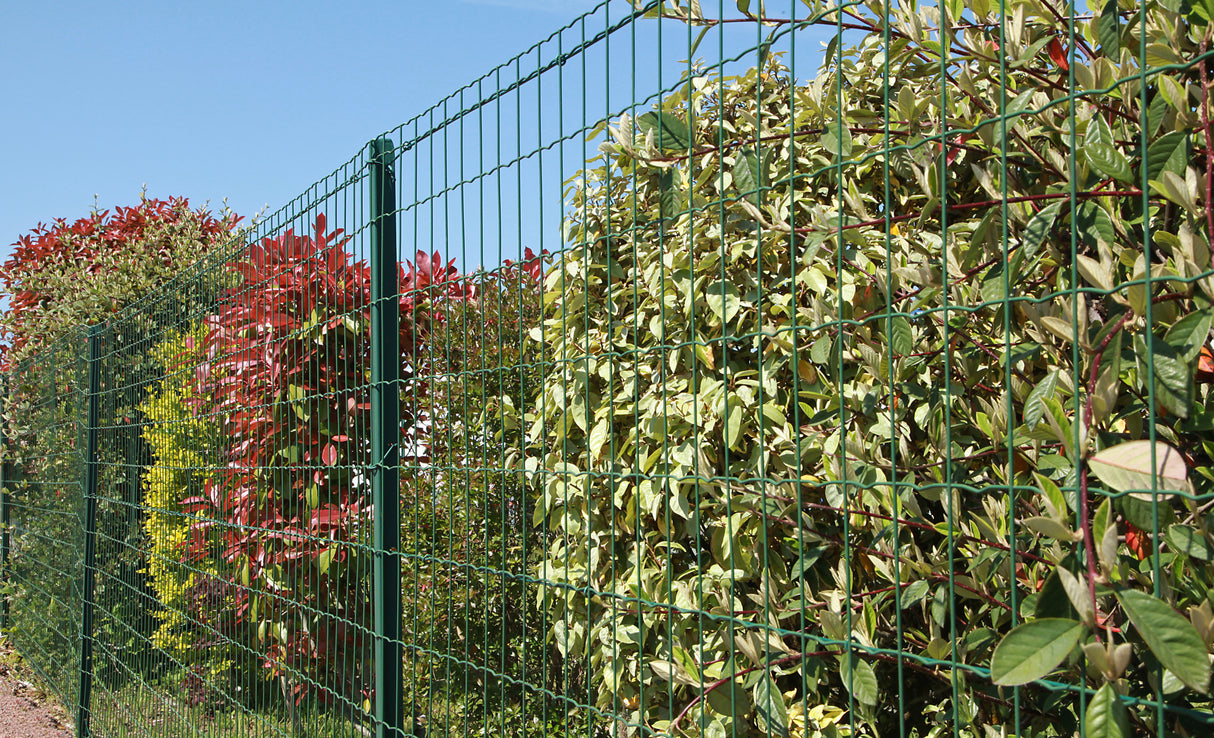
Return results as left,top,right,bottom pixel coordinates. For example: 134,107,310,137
1023,516,1077,541
811,334,834,364
1004,87,1038,119
839,653,879,705
790,545,829,579
1021,202,1063,260
706,677,752,718
1042,396,1073,447
659,170,680,220
637,111,691,151
990,618,1085,685
897,85,917,122
1057,567,1095,625
733,150,769,205
888,315,913,356
705,280,742,324
726,401,744,449
650,659,700,686
1036,472,1072,517
900,579,930,609
1085,683,1131,738
1189,0,1214,25
1167,524,1214,561
1076,253,1114,292
1116,493,1177,532
1164,310,1213,362
982,259,1009,303
1148,335,1195,419
1096,0,1121,56
1024,369,1059,429
1074,201,1115,248
1035,570,1081,621
1085,142,1134,184
752,672,789,736
1146,86,1169,136
316,547,336,575
689,24,711,57
1087,440,1190,495
1115,589,1211,693
821,121,853,158
1145,131,1189,180
1086,110,1114,148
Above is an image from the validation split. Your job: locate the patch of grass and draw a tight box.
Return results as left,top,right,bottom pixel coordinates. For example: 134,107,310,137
84,677,373,738
0,635,375,738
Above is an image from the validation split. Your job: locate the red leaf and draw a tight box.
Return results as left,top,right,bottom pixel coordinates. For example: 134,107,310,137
1047,38,1069,72
310,505,344,531
180,496,212,513
1124,522,1151,561
1197,345,1214,383
320,443,338,466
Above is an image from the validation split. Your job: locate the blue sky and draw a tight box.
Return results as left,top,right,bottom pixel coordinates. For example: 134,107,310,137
0,0,601,261
1,1,831,271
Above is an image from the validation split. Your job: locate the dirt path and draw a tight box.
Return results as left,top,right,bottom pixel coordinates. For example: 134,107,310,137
0,638,72,738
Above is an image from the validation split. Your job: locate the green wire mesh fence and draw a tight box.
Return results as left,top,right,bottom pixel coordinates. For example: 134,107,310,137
3,0,1214,736
1,332,90,723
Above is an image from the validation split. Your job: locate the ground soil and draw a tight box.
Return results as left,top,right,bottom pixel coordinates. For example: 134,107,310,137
0,637,71,738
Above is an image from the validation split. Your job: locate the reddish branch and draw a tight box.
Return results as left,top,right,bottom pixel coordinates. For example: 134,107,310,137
668,651,828,734
1076,465,1103,631
788,498,1054,568
1035,0,1097,59
811,189,1147,238
1076,287,1192,632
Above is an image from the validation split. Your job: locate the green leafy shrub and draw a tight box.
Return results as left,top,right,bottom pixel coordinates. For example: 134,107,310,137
525,2,1214,735
0,196,242,707
0,334,90,712
411,251,555,734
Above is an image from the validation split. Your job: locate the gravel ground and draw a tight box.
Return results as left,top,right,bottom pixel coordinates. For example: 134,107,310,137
0,637,71,738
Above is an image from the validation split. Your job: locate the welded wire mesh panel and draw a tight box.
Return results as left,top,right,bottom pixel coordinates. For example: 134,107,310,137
1,333,88,717
87,268,238,735
74,157,390,738
391,0,1214,735
2,0,1214,736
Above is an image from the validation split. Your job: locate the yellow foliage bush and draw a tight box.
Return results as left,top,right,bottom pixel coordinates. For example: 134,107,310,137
140,324,236,684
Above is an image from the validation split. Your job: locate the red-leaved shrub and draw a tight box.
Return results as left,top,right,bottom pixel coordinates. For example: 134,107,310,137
1,196,239,367
178,214,472,704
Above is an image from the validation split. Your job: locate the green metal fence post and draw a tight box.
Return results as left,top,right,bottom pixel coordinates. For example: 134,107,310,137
369,137,404,738
76,326,103,738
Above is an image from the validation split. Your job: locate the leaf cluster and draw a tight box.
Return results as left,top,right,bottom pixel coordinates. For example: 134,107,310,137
0,195,241,369
403,250,558,730
524,1,1214,735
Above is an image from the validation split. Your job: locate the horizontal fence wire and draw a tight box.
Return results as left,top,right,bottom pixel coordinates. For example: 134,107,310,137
3,0,1214,736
